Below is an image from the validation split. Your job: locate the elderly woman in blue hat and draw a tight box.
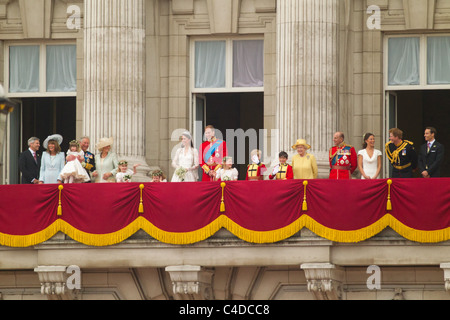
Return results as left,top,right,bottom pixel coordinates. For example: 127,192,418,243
38,134,65,184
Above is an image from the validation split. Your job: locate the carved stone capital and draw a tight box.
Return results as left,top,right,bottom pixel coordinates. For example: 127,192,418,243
34,266,79,300
440,263,450,292
165,265,214,300
301,263,344,300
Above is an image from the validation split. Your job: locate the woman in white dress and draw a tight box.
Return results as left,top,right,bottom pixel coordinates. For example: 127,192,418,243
93,137,119,183
357,133,382,179
216,156,239,181
171,131,199,182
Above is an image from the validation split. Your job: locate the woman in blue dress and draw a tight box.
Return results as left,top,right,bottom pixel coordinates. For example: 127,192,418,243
39,134,65,184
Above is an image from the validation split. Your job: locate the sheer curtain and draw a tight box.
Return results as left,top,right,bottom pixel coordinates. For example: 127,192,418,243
46,45,77,92
9,46,40,93
233,40,264,87
427,36,450,85
388,37,420,86
195,41,226,88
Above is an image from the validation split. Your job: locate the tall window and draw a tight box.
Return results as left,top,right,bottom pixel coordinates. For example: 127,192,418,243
386,35,450,89
6,43,77,96
427,36,450,85
192,38,264,92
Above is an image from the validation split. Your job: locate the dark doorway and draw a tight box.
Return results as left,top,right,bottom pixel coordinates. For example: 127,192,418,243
396,90,450,177
8,97,76,184
205,92,264,180
21,97,77,153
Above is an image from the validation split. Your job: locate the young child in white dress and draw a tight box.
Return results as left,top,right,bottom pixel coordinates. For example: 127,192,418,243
60,140,91,183
116,160,141,182
215,156,239,181
150,169,167,183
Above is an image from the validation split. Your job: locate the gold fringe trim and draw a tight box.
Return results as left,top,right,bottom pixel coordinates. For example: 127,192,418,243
2,215,450,247
0,221,61,248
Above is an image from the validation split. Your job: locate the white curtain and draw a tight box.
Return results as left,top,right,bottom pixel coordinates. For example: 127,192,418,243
9,46,40,93
388,37,420,86
427,36,450,85
233,40,264,87
195,41,226,88
46,45,77,92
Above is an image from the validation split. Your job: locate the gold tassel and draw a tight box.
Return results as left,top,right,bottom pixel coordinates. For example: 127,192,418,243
302,180,308,211
220,182,226,212
139,184,145,214
386,179,392,211
57,185,64,216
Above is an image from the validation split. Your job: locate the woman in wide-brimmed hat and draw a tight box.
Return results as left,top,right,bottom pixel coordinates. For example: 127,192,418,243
291,139,318,179
38,134,65,184
92,137,118,183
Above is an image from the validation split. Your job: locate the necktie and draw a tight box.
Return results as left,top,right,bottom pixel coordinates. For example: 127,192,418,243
427,142,431,153
33,152,37,163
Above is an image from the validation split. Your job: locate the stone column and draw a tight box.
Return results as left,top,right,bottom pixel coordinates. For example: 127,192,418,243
276,0,340,174
83,0,150,181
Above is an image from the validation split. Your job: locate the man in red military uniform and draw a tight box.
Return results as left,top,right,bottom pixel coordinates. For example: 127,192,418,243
329,132,357,179
199,125,228,181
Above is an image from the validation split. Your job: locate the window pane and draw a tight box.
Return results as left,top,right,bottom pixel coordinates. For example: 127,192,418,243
388,37,420,86
195,41,226,88
9,46,40,93
233,40,264,87
427,36,450,85
47,45,77,92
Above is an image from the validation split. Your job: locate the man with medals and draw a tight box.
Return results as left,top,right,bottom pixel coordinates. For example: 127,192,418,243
80,136,96,182
200,125,228,181
385,128,417,178
269,151,293,180
329,132,357,179
246,149,267,181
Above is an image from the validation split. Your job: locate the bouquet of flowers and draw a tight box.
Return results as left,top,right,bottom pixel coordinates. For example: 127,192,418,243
222,175,231,181
175,167,188,182
123,174,132,182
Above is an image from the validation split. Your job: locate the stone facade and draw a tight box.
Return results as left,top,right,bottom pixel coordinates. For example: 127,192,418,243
1,0,450,300
1,229,450,300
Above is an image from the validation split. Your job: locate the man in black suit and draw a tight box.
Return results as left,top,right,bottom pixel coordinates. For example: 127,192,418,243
19,137,41,184
418,127,445,178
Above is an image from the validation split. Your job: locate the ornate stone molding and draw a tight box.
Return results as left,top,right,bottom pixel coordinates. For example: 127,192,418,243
0,0,11,19
172,0,194,15
34,266,79,300
402,0,436,30
165,265,214,300
301,263,344,300
206,0,241,34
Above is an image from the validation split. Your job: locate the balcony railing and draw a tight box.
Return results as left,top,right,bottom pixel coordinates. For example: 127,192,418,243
0,178,449,247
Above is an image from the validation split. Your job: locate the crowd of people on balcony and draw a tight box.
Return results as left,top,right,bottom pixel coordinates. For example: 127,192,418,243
18,125,444,185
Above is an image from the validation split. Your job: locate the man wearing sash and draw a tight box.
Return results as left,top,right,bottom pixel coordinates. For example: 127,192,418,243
386,128,417,178
200,125,228,181
80,136,96,182
329,132,357,180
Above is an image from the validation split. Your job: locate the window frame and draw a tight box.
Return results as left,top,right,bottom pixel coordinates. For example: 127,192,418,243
384,34,450,91
190,36,265,94
4,41,77,98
